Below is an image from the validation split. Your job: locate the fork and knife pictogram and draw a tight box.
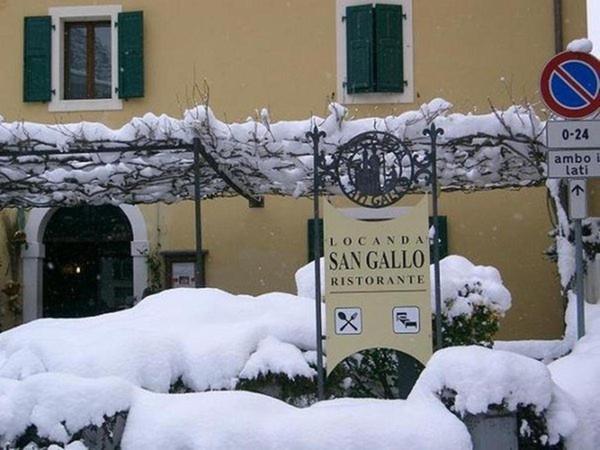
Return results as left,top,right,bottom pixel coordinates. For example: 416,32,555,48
338,311,358,331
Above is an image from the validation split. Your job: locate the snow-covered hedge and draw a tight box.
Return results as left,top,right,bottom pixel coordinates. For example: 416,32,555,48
0,289,318,392
0,372,472,450
1,286,599,449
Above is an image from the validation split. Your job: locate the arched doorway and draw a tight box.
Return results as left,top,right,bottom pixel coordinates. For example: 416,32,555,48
43,205,134,318
22,205,149,322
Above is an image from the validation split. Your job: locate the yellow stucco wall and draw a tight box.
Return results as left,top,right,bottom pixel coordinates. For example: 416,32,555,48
0,209,20,330
0,0,591,339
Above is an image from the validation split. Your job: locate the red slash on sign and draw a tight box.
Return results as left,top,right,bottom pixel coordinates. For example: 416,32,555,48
540,51,600,119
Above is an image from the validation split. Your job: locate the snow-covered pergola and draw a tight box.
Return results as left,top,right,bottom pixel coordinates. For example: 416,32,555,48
0,99,546,208
1,98,548,295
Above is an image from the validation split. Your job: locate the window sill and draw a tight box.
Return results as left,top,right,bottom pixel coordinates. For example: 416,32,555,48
48,98,123,112
339,90,414,105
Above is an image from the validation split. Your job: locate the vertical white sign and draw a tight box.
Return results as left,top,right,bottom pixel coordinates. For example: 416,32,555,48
569,179,588,219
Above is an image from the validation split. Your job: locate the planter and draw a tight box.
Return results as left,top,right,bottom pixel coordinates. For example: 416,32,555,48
463,409,518,450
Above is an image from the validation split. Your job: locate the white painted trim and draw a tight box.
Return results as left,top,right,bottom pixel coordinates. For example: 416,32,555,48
48,5,123,112
338,206,411,220
21,204,148,322
336,0,414,105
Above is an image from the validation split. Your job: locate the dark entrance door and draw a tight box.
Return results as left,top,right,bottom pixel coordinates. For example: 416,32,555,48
43,205,134,318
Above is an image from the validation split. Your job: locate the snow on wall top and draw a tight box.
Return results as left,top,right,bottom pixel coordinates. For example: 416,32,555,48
0,99,545,207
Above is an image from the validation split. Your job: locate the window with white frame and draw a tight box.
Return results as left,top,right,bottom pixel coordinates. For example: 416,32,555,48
336,0,414,105
23,5,144,112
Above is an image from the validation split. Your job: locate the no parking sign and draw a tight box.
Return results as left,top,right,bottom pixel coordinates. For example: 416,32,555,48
541,49,600,340
540,51,600,118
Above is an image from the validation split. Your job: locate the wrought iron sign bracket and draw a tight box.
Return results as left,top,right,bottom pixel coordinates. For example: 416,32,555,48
316,130,434,208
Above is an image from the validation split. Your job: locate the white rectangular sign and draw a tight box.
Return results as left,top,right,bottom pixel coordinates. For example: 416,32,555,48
547,149,600,178
569,179,588,219
547,120,600,149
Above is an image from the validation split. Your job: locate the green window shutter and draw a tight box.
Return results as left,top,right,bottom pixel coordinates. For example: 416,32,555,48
308,218,324,262
23,16,52,102
118,11,144,99
374,4,404,92
345,5,374,94
429,216,448,259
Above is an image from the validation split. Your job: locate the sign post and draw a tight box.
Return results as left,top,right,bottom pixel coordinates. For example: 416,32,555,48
310,130,440,397
541,50,600,339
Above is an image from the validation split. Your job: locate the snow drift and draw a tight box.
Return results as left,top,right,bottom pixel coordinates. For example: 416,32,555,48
0,289,318,392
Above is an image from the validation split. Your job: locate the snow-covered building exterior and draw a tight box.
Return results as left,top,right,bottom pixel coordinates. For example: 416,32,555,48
0,0,593,339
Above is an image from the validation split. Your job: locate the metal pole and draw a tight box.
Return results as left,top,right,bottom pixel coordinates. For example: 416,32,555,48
425,123,444,350
574,218,585,338
193,138,204,288
308,125,325,400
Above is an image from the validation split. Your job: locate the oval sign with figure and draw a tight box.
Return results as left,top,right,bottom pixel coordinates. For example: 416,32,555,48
333,131,415,208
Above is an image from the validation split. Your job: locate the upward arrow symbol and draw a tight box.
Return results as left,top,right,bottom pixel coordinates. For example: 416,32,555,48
572,185,585,196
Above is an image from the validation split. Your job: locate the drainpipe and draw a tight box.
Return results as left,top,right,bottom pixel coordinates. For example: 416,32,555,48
554,0,563,53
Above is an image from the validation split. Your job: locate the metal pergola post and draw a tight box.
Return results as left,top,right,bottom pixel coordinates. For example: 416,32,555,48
193,138,204,288
307,125,326,401
424,123,444,351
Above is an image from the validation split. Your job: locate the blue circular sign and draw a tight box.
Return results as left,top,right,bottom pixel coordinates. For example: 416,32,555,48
541,51,600,118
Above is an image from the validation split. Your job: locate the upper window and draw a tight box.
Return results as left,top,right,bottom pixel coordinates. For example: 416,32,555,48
64,20,112,100
23,6,144,112
336,0,413,104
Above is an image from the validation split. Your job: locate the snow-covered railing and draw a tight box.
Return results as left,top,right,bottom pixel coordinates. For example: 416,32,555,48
0,98,546,207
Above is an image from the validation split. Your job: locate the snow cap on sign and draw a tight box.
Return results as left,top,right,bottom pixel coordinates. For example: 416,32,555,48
566,38,593,54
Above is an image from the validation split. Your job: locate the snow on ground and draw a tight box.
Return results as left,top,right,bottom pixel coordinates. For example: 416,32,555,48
549,302,600,450
0,289,318,392
296,255,511,318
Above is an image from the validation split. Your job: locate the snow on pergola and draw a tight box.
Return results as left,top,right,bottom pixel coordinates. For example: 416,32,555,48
0,99,546,208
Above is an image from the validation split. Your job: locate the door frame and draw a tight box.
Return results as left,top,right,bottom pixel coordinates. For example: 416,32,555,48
21,205,148,322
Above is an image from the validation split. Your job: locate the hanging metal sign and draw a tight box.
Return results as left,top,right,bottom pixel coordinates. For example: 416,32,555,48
329,131,430,208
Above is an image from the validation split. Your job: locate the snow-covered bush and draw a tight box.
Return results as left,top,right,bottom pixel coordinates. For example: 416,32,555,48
413,346,577,449
435,255,511,347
